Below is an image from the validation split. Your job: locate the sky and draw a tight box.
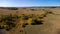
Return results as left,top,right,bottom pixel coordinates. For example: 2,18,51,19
0,0,60,7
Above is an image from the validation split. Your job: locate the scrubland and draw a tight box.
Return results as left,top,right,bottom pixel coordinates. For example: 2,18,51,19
0,7,60,34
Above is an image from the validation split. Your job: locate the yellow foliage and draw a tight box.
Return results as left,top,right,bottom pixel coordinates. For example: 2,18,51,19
27,18,33,25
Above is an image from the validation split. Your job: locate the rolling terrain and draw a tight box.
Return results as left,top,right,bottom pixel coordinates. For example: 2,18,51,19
0,7,60,34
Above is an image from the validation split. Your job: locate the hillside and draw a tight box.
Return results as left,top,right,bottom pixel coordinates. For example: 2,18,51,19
0,7,60,34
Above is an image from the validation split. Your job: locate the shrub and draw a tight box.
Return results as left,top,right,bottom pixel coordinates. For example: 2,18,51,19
31,19,43,25
7,7,18,10
0,14,20,31
22,23,28,28
0,25,4,29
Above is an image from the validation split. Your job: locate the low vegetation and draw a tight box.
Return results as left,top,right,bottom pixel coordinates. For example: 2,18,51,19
0,11,52,31
0,14,20,31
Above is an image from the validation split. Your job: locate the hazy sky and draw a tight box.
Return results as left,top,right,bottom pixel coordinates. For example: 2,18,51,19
0,0,60,7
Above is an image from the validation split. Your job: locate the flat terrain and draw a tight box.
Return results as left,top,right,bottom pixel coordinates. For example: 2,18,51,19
0,7,60,34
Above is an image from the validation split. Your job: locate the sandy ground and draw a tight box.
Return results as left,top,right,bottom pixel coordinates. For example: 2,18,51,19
0,8,60,34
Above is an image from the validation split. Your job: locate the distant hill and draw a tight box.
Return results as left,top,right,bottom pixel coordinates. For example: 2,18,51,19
0,7,18,10
0,6,60,8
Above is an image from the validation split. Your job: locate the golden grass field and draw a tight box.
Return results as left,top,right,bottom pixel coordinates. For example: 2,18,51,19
0,7,60,34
